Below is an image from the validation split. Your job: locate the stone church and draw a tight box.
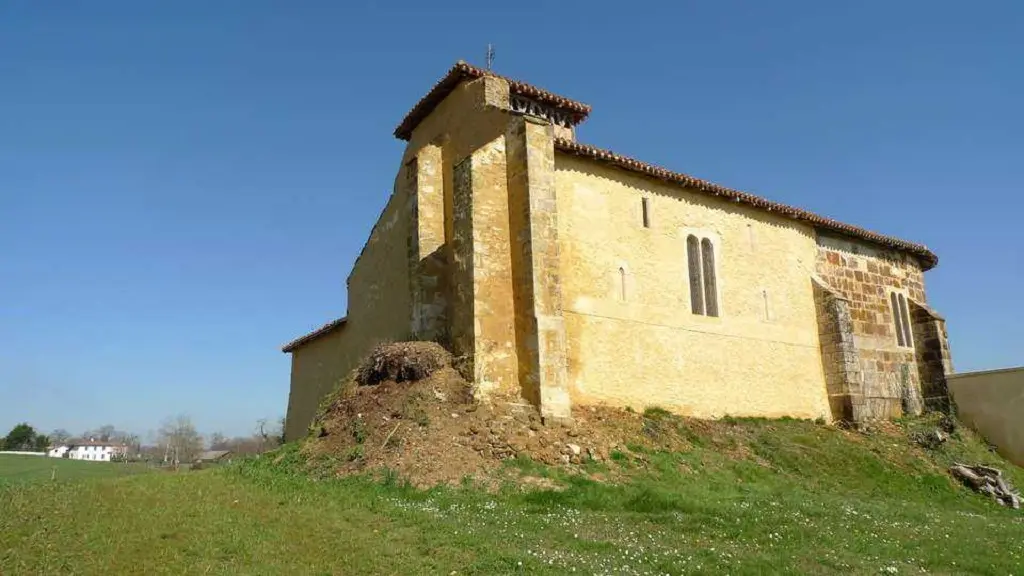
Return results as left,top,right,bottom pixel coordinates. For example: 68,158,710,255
281,61,953,441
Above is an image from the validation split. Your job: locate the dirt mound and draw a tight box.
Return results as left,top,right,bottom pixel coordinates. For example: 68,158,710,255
302,343,708,488
356,341,450,386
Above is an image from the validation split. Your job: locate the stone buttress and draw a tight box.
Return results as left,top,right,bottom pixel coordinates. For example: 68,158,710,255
402,75,573,419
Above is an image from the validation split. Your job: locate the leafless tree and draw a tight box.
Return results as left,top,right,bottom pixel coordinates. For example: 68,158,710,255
50,429,71,444
158,415,203,468
116,433,141,460
208,432,229,451
256,417,284,453
92,424,117,442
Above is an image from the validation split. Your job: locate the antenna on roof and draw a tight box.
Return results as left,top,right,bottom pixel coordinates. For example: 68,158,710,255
486,44,495,70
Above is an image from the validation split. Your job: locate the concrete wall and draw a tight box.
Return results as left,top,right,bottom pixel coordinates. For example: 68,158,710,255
949,367,1024,466
553,154,831,421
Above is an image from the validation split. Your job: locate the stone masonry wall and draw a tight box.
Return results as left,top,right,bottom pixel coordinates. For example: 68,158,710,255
287,69,952,433
408,145,448,342
812,279,863,421
814,235,927,420
284,327,349,441
553,154,831,422
911,301,954,412
450,137,519,397
345,181,413,345
505,114,571,419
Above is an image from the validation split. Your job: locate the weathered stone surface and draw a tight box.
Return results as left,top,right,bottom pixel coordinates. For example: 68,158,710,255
506,115,570,418
283,66,951,440
553,155,832,422
812,279,863,422
910,302,953,412
813,235,949,422
409,145,448,343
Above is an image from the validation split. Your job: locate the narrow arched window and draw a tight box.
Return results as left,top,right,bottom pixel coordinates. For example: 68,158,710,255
898,294,912,347
686,234,721,317
618,267,627,301
701,238,718,317
890,292,904,346
641,197,651,228
687,235,704,314
890,291,913,348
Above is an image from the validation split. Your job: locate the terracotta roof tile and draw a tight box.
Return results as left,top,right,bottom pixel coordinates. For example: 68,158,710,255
281,316,347,353
394,61,591,141
554,138,938,270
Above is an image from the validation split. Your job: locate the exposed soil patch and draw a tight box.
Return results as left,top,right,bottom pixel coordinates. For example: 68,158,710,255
301,342,792,488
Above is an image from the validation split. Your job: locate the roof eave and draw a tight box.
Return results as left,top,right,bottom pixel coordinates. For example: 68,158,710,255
281,317,347,353
553,138,938,271
393,61,591,141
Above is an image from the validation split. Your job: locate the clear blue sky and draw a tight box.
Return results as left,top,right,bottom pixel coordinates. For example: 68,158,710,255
1,1,1021,438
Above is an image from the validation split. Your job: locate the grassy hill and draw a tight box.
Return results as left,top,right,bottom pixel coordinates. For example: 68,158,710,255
0,454,149,485
1,415,1022,575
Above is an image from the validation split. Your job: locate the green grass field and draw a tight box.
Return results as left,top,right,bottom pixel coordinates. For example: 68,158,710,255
0,454,150,485
2,416,1022,575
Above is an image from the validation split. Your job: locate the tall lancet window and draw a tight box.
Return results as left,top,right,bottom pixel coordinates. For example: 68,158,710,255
687,235,719,317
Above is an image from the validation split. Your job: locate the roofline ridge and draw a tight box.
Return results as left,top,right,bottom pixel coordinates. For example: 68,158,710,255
554,138,938,270
281,316,347,353
394,60,591,141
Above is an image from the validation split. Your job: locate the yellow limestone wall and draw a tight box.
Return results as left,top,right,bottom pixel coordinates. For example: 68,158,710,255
506,115,571,417
554,155,832,420
285,77,520,439
346,186,413,346
284,327,350,440
284,167,417,442
286,71,870,436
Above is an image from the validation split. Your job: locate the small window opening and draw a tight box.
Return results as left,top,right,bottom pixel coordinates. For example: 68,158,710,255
701,238,718,317
762,289,771,321
890,292,904,346
641,197,651,228
890,291,913,348
898,293,912,346
687,234,720,317
687,235,704,314
618,267,627,301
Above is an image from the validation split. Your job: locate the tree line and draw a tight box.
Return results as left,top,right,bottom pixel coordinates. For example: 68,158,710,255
0,415,285,465
0,423,50,452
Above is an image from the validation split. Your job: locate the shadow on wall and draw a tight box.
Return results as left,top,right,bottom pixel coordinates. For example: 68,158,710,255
949,366,1024,467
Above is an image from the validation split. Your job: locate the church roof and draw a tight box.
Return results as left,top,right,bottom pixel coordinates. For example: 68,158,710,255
392,62,936,269
555,139,938,270
281,316,347,353
393,60,591,141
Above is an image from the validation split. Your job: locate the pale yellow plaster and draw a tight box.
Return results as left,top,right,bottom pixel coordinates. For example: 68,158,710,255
554,155,831,420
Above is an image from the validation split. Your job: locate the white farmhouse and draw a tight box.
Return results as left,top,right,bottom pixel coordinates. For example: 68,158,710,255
63,440,127,462
47,445,69,458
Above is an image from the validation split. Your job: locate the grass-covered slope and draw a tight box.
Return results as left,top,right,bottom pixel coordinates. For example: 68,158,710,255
0,454,148,485
2,415,1022,575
